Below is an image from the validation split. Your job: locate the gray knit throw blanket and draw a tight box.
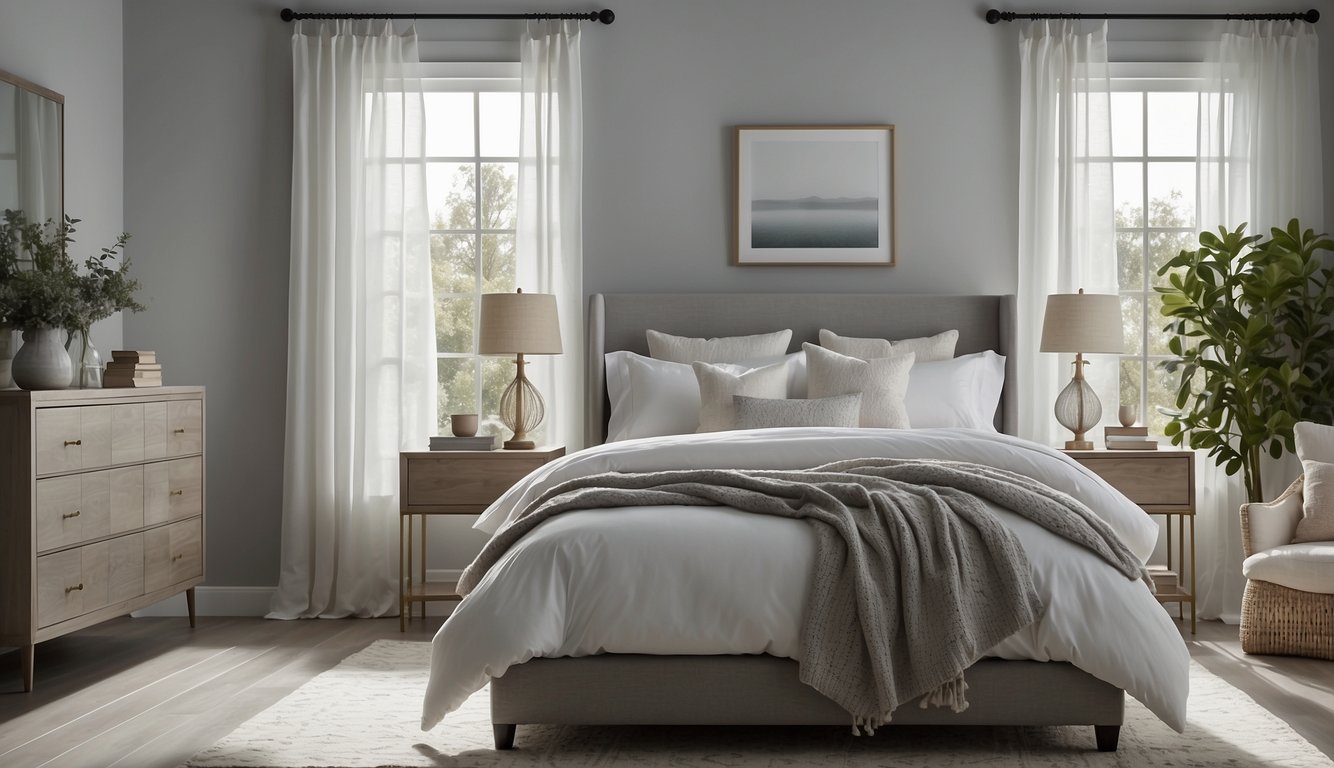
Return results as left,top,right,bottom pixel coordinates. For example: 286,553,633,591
458,458,1149,734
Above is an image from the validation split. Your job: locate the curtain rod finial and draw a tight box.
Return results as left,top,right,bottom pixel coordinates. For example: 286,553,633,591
1306,9,1320,23
281,8,296,22
985,8,1002,23
598,9,615,24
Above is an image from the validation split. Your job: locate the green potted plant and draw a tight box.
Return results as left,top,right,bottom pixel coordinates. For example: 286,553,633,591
0,210,140,390
1156,219,1334,502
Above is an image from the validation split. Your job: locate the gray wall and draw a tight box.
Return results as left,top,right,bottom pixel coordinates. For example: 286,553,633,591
1,0,124,353
120,0,1334,592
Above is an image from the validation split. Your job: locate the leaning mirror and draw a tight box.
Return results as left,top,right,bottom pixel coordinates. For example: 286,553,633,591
0,67,64,224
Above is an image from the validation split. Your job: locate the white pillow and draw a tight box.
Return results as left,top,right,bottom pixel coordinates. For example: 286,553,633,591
904,351,1006,430
803,343,914,429
1293,459,1334,544
647,328,792,364
693,361,789,432
1293,422,1334,544
818,328,959,363
733,393,862,430
1295,421,1334,463
603,351,802,442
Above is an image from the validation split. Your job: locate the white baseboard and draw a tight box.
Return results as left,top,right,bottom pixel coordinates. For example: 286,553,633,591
129,570,465,618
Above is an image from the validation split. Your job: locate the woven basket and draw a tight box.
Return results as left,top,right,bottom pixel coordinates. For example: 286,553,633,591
1239,477,1334,660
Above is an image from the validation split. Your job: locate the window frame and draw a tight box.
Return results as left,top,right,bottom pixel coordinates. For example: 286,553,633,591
1107,62,1208,436
423,70,521,435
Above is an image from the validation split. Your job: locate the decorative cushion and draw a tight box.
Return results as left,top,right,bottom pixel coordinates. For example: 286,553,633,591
692,361,789,432
904,351,1006,430
1242,540,1334,594
733,393,862,430
647,329,792,364
1293,459,1334,544
818,328,958,363
803,343,913,429
1295,421,1334,463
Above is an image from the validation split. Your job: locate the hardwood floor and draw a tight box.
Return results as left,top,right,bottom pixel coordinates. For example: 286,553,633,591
0,616,1331,767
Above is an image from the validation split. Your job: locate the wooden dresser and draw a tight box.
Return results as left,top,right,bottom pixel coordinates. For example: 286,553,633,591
0,386,206,691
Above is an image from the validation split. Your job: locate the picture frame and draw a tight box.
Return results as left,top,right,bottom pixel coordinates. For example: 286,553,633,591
734,125,896,267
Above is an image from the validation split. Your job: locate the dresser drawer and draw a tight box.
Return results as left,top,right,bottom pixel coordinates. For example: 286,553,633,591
35,406,112,474
35,471,111,552
1078,455,1193,507
145,518,202,592
111,403,146,464
37,542,109,628
166,400,203,457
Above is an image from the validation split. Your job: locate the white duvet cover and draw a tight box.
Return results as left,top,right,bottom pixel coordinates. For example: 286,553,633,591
422,428,1190,732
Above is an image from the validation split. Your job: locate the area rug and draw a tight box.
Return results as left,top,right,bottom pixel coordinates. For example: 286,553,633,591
184,640,1333,768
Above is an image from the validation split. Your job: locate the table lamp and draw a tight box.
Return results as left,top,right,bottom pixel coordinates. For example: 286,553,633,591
1040,289,1124,450
478,289,563,450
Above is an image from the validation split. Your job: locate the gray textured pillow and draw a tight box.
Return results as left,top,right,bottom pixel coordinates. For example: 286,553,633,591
803,343,914,428
1293,459,1334,544
733,393,863,430
648,329,792,364
818,328,959,363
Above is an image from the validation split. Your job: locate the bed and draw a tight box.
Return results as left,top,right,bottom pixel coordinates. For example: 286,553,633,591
421,293,1190,753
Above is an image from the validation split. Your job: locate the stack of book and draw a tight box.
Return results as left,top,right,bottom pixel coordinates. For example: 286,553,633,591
103,350,162,388
1104,425,1156,450
1146,564,1180,594
428,435,496,451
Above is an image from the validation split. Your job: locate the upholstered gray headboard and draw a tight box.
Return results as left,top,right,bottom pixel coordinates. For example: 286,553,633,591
585,293,1018,446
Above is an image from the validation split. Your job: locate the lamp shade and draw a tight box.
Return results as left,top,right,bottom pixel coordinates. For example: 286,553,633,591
478,290,563,355
1039,291,1124,354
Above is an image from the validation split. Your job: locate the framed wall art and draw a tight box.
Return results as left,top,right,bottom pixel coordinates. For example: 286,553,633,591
734,124,896,267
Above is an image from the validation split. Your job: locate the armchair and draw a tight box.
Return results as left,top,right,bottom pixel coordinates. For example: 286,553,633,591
1239,477,1334,660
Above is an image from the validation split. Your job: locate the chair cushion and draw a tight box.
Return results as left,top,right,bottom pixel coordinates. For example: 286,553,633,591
1243,541,1334,594
1295,421,1334,463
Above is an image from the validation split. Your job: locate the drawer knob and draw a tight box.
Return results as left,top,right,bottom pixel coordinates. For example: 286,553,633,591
173,428,187,434
172,554,184,562
64,439,82,447
62,510,81,520
65,583,84,594
170,489,184,496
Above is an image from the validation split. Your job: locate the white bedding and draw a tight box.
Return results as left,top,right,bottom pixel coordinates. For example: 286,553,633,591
422,428,1190,732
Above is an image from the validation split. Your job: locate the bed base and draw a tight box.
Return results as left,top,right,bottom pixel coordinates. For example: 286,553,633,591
489,654,1124,752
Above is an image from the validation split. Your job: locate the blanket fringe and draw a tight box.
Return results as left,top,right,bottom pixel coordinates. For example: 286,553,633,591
917,673,970,714
850,674,971,735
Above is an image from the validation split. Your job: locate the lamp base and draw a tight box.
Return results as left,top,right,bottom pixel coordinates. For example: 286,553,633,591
1064,439,1094,451
502,439,536,450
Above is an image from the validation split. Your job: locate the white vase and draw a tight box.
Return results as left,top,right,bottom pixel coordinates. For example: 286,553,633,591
66,329,103,389
0,326,18,389
12,327,73,390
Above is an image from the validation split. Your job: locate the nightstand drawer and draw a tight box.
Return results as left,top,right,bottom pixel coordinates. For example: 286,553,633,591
406,455,548,507
1078,455,1192,507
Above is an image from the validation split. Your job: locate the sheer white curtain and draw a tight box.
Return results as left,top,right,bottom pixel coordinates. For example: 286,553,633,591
270,21,435,619
516,20,583,451
1194,20,1322,622
1015,21,1119,447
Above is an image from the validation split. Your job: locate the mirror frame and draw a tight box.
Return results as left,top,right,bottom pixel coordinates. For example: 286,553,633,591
0,66,65,224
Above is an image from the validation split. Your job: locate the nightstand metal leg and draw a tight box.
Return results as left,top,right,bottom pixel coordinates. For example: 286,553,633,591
399,513,406,632
1189,514,1197,634
420,514,428,621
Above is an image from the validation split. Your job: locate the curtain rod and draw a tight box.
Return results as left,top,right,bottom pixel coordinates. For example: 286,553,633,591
280,8,614,23
985,8,1318,23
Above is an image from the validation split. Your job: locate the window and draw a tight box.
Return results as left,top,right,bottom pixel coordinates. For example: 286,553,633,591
424,74,522,438
1110,66,1205,435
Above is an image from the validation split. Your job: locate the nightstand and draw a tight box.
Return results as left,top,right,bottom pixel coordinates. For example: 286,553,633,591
398,446,564,631
1064,448,1197,633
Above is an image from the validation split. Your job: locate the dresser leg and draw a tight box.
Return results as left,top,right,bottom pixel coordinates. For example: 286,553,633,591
186,587,197,628
22,644,34,692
